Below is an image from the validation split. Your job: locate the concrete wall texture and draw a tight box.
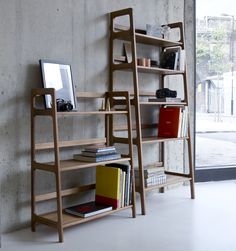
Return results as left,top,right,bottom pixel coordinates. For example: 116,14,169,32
0,0,194,233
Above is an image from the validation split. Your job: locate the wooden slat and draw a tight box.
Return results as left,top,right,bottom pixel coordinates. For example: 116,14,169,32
34,214,58,228
135,33,182,47
37,205,133,229
35,184,96,202
139,101,187,106
112,63,184,75
113,24,183,47
59,158,131,171
35,138,107,150
56,110,127,116
112,62,133,71
38,158,131,172
137,66,184,75
112,137,129,144
141,136,189,144
32,109,53,116
32,162,56,172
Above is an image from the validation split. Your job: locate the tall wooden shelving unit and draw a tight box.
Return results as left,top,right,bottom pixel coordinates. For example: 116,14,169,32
109,8,195,215
31,88,136,242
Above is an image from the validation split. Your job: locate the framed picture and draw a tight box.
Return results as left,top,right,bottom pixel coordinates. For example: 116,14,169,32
39,59,77,110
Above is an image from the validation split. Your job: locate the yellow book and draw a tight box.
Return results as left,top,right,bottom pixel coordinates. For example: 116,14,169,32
96,165,121,209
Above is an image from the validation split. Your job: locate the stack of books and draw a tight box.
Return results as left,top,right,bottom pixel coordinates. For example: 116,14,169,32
73,145,121,162
135,166,166,188
96,164,132,209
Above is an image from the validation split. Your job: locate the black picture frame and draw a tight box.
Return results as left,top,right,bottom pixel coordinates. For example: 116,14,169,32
39,59,77,110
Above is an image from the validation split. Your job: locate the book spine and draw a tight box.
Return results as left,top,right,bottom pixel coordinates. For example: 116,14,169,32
125,168,131,206
84,147,116,153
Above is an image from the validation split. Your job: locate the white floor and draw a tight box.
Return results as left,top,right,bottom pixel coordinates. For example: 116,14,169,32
1,180,236,251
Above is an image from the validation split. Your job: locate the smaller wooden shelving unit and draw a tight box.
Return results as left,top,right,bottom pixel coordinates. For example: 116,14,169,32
31,88,136,243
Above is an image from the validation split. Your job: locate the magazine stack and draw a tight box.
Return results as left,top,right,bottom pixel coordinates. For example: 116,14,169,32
73,145,121,162
135,165,166,187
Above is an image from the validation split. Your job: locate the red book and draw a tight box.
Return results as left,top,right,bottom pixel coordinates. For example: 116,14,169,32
158,107,181,138
65,201,112,218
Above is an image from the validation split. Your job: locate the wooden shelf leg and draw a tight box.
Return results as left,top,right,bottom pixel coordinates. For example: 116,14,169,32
137,146,146,215
131,172,136,218
190,179,195,199
186,135,195,199
55,171,64,243
31,169,36,232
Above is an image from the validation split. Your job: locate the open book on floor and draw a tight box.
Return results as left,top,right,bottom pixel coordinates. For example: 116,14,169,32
65,201,112,218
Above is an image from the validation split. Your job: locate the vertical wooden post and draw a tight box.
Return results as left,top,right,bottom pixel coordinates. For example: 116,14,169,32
51,90,64,242
31,90,36,232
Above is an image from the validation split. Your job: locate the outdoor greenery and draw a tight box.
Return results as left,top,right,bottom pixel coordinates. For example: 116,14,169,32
196,26,231,76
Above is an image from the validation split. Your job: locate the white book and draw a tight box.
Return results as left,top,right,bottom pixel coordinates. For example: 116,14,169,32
179,49,185,71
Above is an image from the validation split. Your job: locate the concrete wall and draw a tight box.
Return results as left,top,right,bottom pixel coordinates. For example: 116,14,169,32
0,0,194,233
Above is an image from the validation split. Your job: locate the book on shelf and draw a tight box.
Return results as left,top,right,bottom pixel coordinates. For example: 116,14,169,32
160,46,185,71
178,49,185,71
145,174,166,187
124,42,132,63
179,106,188,137
160,47,179,70
96,165,121,209
148,97,182,103
114,55,126,62
158,107,181,138
81,149,117,157
73,153,121,162
83,145,116,153
135,166,165,179
106,163,131,206
121,171,126,207
64,201,112,218
135,173,167,187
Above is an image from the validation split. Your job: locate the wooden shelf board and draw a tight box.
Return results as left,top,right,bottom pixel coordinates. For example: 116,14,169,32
35,157,131,172
142,136,188,144
35,138,107,150
140,101,187,106
60,158,131,171
113,63,184,75
137,66,184,75
113,24,182,47
57,110,127,116
35,184,96,202
37,205,133,228
136,174,191,192
135,33,182,47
